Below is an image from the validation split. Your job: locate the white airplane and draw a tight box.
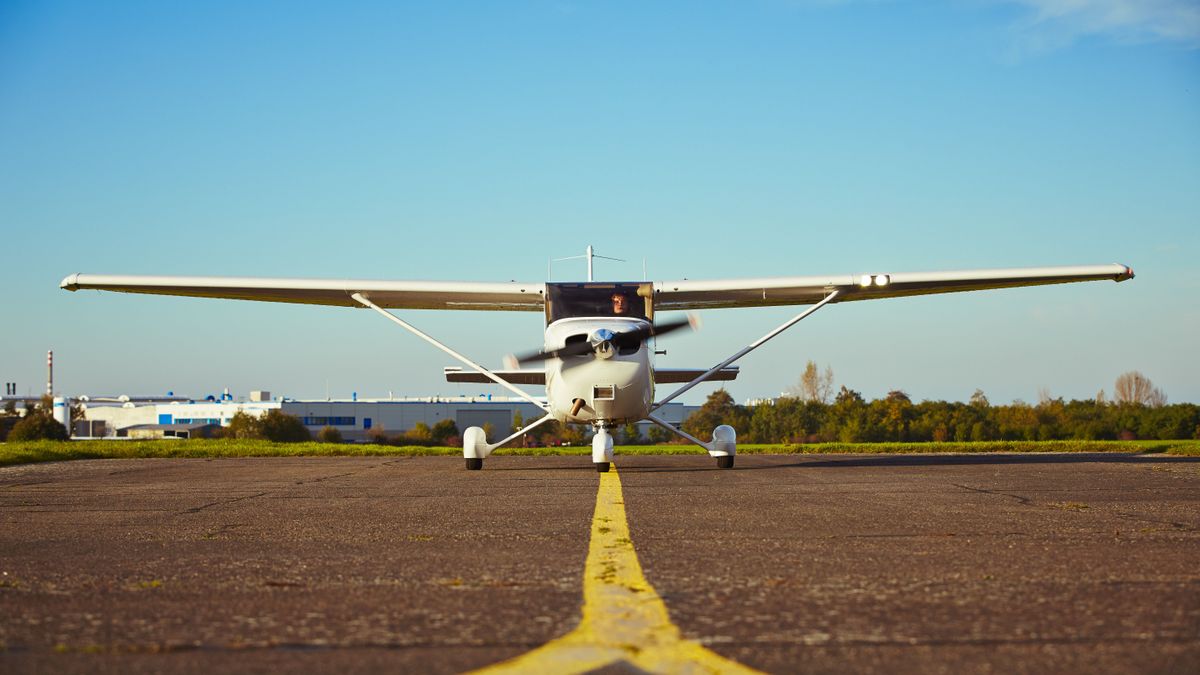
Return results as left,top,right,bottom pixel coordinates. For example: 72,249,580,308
61,249,1133,471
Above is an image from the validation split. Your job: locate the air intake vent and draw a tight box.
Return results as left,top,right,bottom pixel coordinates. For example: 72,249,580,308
593,385,615,400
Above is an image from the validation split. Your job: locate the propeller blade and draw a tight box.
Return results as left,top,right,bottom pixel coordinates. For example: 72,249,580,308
510,314,697,364
511,339,595,365
611,316,693,348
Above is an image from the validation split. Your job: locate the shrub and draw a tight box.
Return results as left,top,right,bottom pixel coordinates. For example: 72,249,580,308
258,410,311,443
0,417,18,442
224,410,310,442
407,422,432,442
431,419,459,443
317,426,344,443
226,411,262,439
9,414,69,442
646,425,670,444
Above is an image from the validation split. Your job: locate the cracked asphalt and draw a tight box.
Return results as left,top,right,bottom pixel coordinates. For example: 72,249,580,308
2,453,1198,674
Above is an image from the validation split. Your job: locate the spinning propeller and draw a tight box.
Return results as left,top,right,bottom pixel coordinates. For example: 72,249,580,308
509,315,698,365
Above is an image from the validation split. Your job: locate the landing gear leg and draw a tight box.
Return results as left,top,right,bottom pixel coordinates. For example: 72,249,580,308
645,415,737,469
461,414,556,471
592,426,614,473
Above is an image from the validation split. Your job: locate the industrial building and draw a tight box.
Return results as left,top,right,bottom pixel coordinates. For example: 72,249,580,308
76,392,697,442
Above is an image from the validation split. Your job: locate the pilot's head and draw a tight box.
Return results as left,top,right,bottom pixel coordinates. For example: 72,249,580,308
611,293,629,315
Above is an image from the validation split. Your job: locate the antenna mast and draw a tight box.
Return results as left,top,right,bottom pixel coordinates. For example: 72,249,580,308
552,245,624,282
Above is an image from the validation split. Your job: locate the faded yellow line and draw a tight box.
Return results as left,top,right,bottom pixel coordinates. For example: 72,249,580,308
470,468,762,674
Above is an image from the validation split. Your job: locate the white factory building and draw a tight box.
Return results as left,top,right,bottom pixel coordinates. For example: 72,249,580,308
79,392,697,442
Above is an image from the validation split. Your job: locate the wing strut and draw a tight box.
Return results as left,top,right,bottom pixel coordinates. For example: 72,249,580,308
651,290,841,412
474,413,558,455
645,413,713,448
351,293,549,411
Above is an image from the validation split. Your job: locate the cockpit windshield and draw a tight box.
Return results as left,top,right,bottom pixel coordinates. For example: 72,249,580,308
545,282,651,324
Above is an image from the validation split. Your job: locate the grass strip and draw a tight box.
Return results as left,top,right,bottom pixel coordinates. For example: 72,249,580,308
2,438,1198,468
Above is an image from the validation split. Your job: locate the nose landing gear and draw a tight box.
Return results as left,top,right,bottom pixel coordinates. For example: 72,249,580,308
592,426,614,473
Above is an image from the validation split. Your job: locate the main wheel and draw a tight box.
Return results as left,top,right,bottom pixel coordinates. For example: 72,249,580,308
465,458,483,471
716,456,734,469
594,462,610,473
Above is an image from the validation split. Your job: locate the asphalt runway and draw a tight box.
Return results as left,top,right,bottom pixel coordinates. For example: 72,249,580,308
1,453,1197,674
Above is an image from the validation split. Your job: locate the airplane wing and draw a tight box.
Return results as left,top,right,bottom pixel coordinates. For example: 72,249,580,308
652,264,1133,311
653,367,739,383
60,274,545,311
442,367,738,386
61,264,1133,312
444,367,546,384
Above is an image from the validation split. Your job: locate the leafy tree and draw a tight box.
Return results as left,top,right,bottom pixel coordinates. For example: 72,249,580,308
528,419,561,445
559,424,585,445
4,399,17,416
511,410,524,435
622,422,642,443
431,418,459,443
8,412,68,441
226,411,262,439
317,426,343,443
646,424,671,444
258,410,311,442
878,391,914,440
826,386,873,441
682,389,737,442
834,386,864,406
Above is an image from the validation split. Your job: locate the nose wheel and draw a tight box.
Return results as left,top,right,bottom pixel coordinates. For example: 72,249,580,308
595,461,610,473
716,456,734,469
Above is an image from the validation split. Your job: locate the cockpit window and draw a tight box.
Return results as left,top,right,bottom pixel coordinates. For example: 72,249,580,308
545,282,651,323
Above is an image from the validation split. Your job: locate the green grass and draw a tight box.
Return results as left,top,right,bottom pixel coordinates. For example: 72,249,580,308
1,438,1198,468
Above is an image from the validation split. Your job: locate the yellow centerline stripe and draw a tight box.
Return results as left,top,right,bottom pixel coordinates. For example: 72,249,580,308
470,467,762,674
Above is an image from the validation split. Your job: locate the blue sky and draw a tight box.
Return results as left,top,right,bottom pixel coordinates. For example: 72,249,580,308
2,0,1197,405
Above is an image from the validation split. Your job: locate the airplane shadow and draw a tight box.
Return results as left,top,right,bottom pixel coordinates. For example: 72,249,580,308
480,453,1200,473
722,452,1200,472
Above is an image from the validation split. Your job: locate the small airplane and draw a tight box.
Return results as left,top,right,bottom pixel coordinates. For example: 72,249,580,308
61,248,1133,471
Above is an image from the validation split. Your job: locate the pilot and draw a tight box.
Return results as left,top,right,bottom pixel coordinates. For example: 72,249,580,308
611,292,630,315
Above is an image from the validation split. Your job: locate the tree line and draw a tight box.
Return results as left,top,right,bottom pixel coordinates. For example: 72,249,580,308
678,368,1197,444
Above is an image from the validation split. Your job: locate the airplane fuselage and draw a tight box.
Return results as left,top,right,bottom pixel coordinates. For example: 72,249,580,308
544,317,654,426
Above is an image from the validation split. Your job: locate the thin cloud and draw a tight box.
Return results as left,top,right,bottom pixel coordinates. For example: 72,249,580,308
1007,0,1200,51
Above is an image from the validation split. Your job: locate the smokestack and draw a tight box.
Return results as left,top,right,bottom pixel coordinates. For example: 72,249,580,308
47,350,53,396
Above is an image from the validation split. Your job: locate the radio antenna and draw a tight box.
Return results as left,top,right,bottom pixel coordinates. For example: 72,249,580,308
551,245,625,281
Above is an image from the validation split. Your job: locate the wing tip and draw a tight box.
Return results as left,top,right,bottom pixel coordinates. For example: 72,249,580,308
1116,264,1134,282
60,274,80,291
